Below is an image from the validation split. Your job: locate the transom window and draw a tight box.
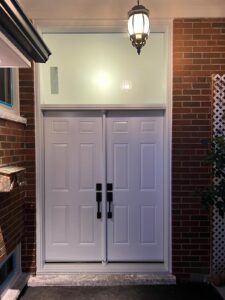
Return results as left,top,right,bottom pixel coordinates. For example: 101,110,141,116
40,32,168,106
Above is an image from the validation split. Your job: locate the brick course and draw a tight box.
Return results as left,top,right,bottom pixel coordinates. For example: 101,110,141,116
173,18,225,280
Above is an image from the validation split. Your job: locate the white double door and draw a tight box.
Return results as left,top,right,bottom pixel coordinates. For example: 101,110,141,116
44,111,164,262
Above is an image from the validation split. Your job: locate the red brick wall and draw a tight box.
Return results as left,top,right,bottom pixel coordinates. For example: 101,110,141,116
173,18,225,280
2,19,225,280
0,120,25,260
0,67,36,274
19,67,36,273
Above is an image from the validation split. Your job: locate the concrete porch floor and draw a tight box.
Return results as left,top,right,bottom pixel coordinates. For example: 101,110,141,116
18,284,223,300
3,273,225,300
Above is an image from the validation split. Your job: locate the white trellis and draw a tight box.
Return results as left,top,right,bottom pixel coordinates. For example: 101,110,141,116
212,74,225,273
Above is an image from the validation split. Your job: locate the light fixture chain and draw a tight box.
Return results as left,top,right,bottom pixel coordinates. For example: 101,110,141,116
137,0,140,5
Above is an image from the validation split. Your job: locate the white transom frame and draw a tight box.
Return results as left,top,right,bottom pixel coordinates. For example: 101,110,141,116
34,18,173,274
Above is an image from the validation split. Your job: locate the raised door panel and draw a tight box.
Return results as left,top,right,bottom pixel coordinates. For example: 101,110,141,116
52,206,69,244
113,144,129,190
113,206,129,244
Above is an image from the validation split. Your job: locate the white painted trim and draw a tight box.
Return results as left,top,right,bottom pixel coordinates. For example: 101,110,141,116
168,20,173,275
35,19,173,275
0,32,31,68
41,104,167,111
34,18,172,34
38,262,169,274
35,63,46,272
102,112,107,263
0,69,26,123
37,109,171,274
164,19,173,274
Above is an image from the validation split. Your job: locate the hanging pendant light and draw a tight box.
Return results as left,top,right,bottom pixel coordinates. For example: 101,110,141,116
128,0,150,55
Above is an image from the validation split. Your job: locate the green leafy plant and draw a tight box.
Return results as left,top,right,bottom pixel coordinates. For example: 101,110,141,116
201,134,225,217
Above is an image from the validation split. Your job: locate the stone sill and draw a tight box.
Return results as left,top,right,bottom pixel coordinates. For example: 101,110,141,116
0,111,27,125
2,273,29,300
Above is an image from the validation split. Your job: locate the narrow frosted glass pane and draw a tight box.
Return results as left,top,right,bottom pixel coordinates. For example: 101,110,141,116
40,33,167,105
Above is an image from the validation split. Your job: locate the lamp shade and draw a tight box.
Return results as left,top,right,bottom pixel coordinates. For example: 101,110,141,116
128,3,150,55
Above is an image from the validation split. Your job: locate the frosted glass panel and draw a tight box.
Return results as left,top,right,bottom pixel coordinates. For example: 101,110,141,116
40,33,167,105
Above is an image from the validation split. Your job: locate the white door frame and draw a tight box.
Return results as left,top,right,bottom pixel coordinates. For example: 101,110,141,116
34,19,173,274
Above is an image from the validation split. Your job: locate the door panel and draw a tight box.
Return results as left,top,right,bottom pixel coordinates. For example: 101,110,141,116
113,144,129,189
44,110,164,263
107,111,164,261
45,112,103,261
113,206,129,244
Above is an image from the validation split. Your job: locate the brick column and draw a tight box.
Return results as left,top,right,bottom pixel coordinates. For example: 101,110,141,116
172,18,225,280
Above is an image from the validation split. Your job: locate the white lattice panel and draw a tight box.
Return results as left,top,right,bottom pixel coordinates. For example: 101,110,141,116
212,74,225,273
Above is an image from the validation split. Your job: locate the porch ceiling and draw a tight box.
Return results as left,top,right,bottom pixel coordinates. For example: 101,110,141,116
18,0,225,20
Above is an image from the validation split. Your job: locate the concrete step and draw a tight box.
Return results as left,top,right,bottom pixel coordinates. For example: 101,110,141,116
28,273,176,287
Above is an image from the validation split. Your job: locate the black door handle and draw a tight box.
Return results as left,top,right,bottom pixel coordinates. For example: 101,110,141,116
96,183,102,219
107,183,113,219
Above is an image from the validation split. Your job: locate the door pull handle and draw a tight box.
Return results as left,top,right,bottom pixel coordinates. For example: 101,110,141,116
107,183,113,219
96,183,102,219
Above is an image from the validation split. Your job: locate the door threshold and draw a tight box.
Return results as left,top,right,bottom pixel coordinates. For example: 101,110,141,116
38,262,170,274
29,273,176,287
